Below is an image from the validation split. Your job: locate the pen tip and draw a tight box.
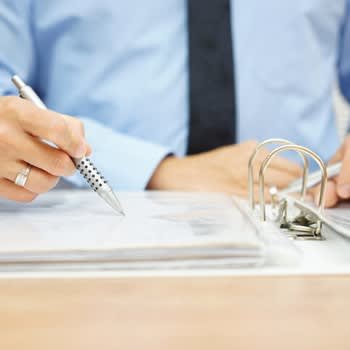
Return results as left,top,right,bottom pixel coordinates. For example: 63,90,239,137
114,206,126,217
109,203,125,216
98,188,125,216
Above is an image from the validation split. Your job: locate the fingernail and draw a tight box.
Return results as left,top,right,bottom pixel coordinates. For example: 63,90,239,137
338,184,350,199
75,143,86,158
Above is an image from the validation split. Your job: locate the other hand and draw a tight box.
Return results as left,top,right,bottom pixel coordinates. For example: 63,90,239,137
147,140,303,200
322,135,350,208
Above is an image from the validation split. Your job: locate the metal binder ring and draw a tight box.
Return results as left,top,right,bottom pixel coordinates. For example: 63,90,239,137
247,139,309,209
257,145,327,222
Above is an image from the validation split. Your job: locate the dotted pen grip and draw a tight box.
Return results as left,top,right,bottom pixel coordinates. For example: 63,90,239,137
76,158,107,192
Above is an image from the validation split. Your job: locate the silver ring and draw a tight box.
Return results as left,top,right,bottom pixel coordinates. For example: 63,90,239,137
15,165,32,187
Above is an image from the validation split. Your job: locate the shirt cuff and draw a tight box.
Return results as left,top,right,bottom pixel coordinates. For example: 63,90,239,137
66,117,171,190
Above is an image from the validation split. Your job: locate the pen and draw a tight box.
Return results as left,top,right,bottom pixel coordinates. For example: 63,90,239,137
11,75,125,216
284,162,342,194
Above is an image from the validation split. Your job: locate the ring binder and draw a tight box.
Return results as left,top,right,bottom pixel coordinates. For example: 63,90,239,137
248,138,309,209
248,140,328,241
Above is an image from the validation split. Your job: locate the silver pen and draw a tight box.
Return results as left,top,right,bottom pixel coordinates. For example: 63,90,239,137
284,162,342,194
12,75,125,215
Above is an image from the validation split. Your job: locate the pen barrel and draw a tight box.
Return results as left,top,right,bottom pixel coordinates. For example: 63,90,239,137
72,157,83,167
12,75,124,214
289,162,342,191
19,86,47,110
75,157,108,192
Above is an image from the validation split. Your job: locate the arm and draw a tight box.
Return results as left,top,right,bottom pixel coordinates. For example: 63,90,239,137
69,117,171,190
322,1,350,207
0,0,171,192
338,0,350,105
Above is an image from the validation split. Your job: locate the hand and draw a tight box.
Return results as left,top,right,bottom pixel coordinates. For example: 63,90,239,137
322,134,350,208
0,96,91,202
147,140,303,199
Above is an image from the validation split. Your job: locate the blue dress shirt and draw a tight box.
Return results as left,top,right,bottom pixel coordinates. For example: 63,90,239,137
0,0,349,190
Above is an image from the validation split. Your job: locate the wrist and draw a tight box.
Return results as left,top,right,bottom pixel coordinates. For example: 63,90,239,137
147,155,181,190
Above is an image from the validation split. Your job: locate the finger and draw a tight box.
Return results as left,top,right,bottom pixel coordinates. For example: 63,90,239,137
16,133,76,177
310,181,339,208
86,143,93,156
324,180,339,208
4,97,88,158
4,161,59,194
0,178,37,203
329,148,343,164
336,138,350,199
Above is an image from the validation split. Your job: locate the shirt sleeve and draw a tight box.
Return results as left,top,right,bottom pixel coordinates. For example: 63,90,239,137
68,117,171,190
338,0,350,103
0,0,35,95
0,0,171,190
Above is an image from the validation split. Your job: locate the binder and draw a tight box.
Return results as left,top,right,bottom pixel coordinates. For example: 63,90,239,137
0,138,348,272
247,139,350,241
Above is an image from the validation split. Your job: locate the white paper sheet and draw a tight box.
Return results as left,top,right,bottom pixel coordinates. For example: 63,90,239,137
0,191,270,270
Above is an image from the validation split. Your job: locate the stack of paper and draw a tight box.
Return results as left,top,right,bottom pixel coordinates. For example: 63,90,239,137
0,191,300,271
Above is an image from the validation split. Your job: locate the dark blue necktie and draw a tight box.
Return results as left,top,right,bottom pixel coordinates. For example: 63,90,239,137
187,0,236,155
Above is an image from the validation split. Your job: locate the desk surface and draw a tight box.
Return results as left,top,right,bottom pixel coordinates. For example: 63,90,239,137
2,192,350,349
1,230,350,350
1,275,350,350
